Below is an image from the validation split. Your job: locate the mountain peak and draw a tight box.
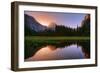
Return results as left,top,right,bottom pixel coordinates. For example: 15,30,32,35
24,14,46,32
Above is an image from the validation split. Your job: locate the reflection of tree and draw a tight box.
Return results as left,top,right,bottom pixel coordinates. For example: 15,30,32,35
77,40,90,58
25,40,90,59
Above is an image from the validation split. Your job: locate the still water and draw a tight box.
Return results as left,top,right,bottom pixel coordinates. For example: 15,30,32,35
25,40,90,61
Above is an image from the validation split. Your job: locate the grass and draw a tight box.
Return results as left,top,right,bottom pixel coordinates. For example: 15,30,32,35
25,36,90,41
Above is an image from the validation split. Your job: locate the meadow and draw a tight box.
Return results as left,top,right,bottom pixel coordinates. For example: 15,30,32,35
25,36,90,41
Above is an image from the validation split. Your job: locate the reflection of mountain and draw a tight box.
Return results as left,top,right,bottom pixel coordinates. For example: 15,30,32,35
25,40,90,59
25,14,90,36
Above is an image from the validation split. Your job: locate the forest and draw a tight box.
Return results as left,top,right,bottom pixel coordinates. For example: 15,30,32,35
25,21,90,36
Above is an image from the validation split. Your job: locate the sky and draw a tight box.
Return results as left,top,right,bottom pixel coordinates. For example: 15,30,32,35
25,11,87,28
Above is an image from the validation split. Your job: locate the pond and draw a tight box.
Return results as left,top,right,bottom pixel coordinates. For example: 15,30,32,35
25,40,90,61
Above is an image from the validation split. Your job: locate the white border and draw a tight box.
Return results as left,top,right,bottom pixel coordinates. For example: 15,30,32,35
18,5,96,68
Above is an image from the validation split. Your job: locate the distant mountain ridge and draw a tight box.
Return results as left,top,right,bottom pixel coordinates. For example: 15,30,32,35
24,14,47,32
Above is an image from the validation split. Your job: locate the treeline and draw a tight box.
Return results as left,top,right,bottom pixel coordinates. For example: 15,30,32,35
25,22,90,36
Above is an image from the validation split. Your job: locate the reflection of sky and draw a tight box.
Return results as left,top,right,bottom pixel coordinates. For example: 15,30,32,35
26,44,85,61
25,11,87,28
57,45,84,59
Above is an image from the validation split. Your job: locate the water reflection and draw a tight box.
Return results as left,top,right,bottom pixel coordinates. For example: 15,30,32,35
25,40,90,61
